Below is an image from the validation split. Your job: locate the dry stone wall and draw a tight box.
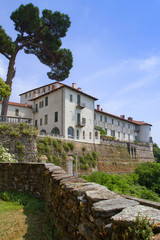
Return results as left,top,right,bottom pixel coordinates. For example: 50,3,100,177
0,162,159,240
66,140,154,173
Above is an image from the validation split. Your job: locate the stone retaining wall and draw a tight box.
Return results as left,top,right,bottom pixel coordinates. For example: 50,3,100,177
0,162,159,240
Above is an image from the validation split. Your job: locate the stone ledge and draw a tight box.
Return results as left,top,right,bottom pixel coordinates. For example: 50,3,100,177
112,205,160,226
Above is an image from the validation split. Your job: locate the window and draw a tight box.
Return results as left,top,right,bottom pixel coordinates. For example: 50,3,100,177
77,130,79,139
112,119,114,124
48,86,50,91
51,127,60,135
118,132,120,138
100,115,102,121
55,112,58,122
95,131,98,139
29,92,31,97
35,120,37,127
68,127,74,138
128,124,130,129
45,114,48,125
70,94,73,102
35,104,38,112
89,132,92,139
123,133,125,139
25,93,27,98
39,101,44,108
43,87,45,93
77,113,80,124
45,96,48,106
77,95,80,104
15,109,19,116
118,121,120,126
40,118,42,126
38,89,40,94
83,131,85,139
105,128,107,135
128,134,130,141
105,117,107,122
111,130,115,137
123,122,125,127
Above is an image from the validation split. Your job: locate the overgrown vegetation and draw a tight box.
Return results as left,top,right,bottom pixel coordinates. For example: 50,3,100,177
0,145,17,163
114,214,156,240
153,143,160,163
37,137,98,170
0,122,38,138
0,191,61,240
82,162,160,202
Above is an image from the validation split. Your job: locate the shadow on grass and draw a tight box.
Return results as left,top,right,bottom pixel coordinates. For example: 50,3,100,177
0,191,61,240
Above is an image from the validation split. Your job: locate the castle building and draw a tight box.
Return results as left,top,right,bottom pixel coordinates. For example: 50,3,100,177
0,82,152,144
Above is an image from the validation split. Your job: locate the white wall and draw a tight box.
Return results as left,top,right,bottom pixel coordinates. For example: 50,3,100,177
138,125,152,143
64,88,95,143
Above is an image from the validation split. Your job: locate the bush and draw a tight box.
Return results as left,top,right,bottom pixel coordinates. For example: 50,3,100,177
68,142,74,151
63,142,70,152
0,145,17,163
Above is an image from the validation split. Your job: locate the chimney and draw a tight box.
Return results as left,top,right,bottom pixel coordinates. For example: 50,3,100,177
120,115,125,119
128,117,133,121
101,108,103,111
77,87,82,91
97,105,100,110
72,83,77,89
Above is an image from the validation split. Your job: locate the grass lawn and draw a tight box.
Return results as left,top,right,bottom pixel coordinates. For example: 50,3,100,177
0,198,54,240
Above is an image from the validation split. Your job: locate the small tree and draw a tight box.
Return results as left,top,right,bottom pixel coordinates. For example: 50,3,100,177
0,3,73,116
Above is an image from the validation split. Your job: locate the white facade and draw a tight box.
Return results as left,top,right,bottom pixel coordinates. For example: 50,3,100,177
0,82,152,144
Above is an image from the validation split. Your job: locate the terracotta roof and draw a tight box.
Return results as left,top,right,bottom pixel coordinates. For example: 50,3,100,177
29,83,98,101
0,101,32,108
95,109,152,126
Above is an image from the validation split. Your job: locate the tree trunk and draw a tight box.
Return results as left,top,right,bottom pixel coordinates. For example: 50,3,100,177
1,52,17,117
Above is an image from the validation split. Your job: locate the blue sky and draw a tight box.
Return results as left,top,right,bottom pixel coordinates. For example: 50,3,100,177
0,0,160,146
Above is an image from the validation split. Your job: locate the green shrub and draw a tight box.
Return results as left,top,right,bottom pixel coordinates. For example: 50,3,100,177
63,142,70,152
68,142,74,151
82,147,86,152
92,151,98,160
53,139,58,148
0,145,17,163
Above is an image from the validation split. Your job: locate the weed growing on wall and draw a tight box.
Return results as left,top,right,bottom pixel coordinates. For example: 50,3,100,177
114,214,154,240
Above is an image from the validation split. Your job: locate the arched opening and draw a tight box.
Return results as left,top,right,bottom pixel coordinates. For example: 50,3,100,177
40,129,46,136
68,126,74,139
95,131,98,139
51,127,60,135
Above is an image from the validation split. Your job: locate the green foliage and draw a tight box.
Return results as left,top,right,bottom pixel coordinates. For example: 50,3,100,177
0,145,17,163
0,123,38,138
0,78,10,99
63,142,70,152
135,162,160,195
128,214,154,240
82,171,160,202
1,3,73,81
68,142,74,151
82,147,86,152
153,143,160,163
15,141,25,154
53,139,58,148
